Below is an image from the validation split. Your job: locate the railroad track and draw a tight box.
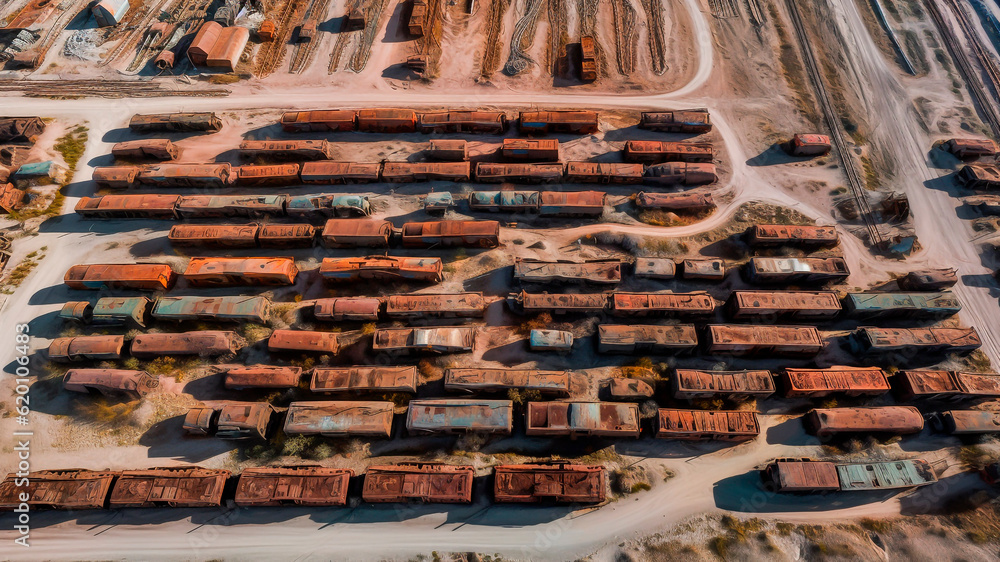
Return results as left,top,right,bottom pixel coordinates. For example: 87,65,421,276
745,0,764,26
611,0,637,75
929,0,1000,137
504,0,545,75
479,0,511,77
255,0,307,77
708,0,740,18
0,79,229,97
348,0,388,72
101,0,173,67
783,0,884,247
289,0,332,73
640,0,667,75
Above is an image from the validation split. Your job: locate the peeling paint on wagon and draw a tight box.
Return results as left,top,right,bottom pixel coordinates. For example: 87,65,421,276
111,139,178,161
62,369,159,400
726,290,842,321
152,295,271,323
610,292,715,316
853,326,982,354
314,297,382,321
311,366,418,393
362,463,474,503
893,370,1000,401
129,112,222,133
48,335,125,362
319,255,443,282
507,291,607,314
518,111,599,134
283,401,394,437
672,369,775,400
639,110,712,133
109,467,229,508
526,401,640,437
320,219,392,248
64,263,175,291
372,326,477,353
405,399,513,434
804,406,924,437
623,140,714,163
183,257,297,286
168,224,259,248
0,470,118,511
234,164,301,186
565,162,644,184
643,162,719,186
223,365,302,389
386,292,487,318
494,463,606,503
75,194,181,219
400,220,500,248
746,224,840,247
281,110,358,132
130,331,243,358
92,296,151,327
267,330,340,354
444,368,571,395
655,409,760,441
780,367,890,398
235,466,354,506
597,324,698,354
514,258,621,285
300,161,382,184
705,325,824,356
238,140,333,161
417,111,508,134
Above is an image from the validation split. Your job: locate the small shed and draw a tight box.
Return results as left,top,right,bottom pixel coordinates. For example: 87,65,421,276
92,0,130,28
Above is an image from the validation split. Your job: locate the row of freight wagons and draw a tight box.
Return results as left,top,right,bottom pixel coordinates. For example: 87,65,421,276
0,462,606,509
92,160,717,189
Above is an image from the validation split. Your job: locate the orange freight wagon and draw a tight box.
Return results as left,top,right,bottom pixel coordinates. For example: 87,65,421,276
48,335,125,362
417,111,508,134
111,139,178,161
280,110,358,132
92,166,139,189
362,463,474,503
74,194,181,219
0,469,118,511
300,161,382,184
234,163,301,186
223,365,303,389
313,297,382,321
494,463,605,503
518,111,599,134
109,467,229,508
183,257,298,286
320,219,392,248
64,263,176,291
235,466,354,506
705,325,824,356
310,366,418,393
319,255,443,282
623,140,714,163
168,224,259,248
400,220,500,248
655,409,760,441
780,366,890,398
356,108,418,133
672,369,775,400
746,224,840,248
565,162,644,184
130,331,243,358
803,406,923,437
267,330,340,354
500,138,560,161
610,292,715,316
893,370,1000,401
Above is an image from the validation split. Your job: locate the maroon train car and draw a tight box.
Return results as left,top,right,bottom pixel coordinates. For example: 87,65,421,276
235,466,354,506
655,409,760,441
64,263,175,291
130,331,244,358
623,140,714,164
280,110,358,132
74,194,181,220
109,467,230,508
314,297,382,321
0,469,119,511
400,220,500,248
310,366,418,393
223,365,303,390
780,366,890,398
494,463,606,503
48,335,125,362
267,330,340,354
362,463,474,503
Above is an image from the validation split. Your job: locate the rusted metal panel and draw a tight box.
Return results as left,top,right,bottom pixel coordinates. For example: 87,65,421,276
639,110,712,133
706,325,824,356
168,224,259,248
746,224,840,247
48,335,124,362
494,463,605,503
268,330,340,354
726,290,842,320
656,409,760,441
518,111,599,134
406,399,513,434
538,191,606,216
514,258,621,285
469,190,539,212
109,467,229,508
386,292,487,318
743,257,850,284
112,139,178,161
92,166,139,189
258,224,315,247
183,257,298,287
762,459,841,493
643,162,719,186
636,191,715,211
400,220,500,248
311,366,418,393
0,183,26,213
893,370,1000,401
565,162,644,184
417,111,508,134
623,140,713,163
525,401,640,437
426,139,468,161
597,324,698,354
223,365,302,389
897,268,959,291
235,466,354,506
131,331,243,358
239,140,333,161
176,195,286,219
320,219,392,248
610,292,715,316
843,292,961,319
91,296,151,327
501,138,560,161
283,401,393,437
474,162,565,184
74,194,180,219
835,459,937,491
184,402,274,439
508,291,608,314
0,469,118,511
373,326,477,353
363,463,474,503
933,410,1000,434
63,369,159,399
633,258,676,279
943,138,997,158
0,117,44,142
853,327,982,354
786,134,832,156
64,263,176,291
780,367,890,398
672,369,775,400
129,112,223,133
444,368,571,395
300,161,381,184
281,110,358,133
319,255,443,283
314,297,382,321
234,164,301,186
529,329,573,351
682,258,725,281
608,378,654,399
356,108,418,133
381,161,472,182
804,406,923,436
137,163,232,189
59,301,93,324
152,295,271,323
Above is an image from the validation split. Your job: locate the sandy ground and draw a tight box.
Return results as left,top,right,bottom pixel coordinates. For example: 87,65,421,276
1,0,1000,559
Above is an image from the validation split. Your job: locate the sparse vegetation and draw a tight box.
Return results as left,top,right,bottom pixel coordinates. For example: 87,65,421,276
54,125,88,181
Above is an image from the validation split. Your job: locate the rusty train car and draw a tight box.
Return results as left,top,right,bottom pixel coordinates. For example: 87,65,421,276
623,140,714,164
314,297,382,321
406,399,514,434
235,466,354,507
897,268,958,291
745,224,840,248
417,111,508,134
168,223,316,248
176,195,286,219
400,220,500,248
92,166,139,189
381,161,472,182
63,369,159,399
321,219,392,248
0,469,118,510
474,162,565,183
853,327,982,355
597,324,699,354
655,409,760,441
64,263,176,291
151,295,271,324
386,292,487,318
507,291,607,314
672,369,775,400
183,401,274,439
234,164,301,186
319,255,443,283
762,458,936,493
539,191,606,216
268,330,340,354
743,257,850,285
48,335,125,362
444,368,571,395
958,163,1000,190
131,163,233,189
182,257,298,286
726,290,842,321
942,138,998,159
131,331,243,358
280,110,358,132
357,108,418,133
108,467,229,508
803,406,924,437
893,370,1000,401
75,194,181,219
111,139,178,161
610,292,715,316
223,365,303,390
705,325,824,356
238,140,333,161
362,463,474,503
518,111,599,134
501,138,560,161
639,110,712,133
931,410,1000,435
514,258,621,285
426,139,468,161
372,326,477,354
525,401,640,437
469,190,539,212
842,292,962,320
580,36,597,82
283,401,394,437
299,161,382,184
311,366,418,393
565,162,644,184
643,162,719,186
494,463,605,503
129,112,223,133
780,367,890,398
635,191,715,211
